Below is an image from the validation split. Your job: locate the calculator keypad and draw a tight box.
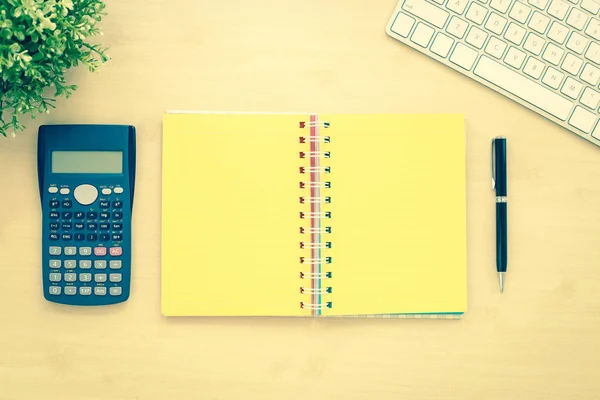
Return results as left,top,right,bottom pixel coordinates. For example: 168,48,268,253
45,185,127,302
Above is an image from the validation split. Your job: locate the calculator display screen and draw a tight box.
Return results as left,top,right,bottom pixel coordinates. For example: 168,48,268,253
52,151,123,174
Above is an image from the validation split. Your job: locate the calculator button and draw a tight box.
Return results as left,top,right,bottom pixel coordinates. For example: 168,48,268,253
49,200,59,208
87,212,98,219
102,188,112,195
60,188,70,195
64,247,76,255
87,223,97,230
62,223,72,230
113,201,123,208
75,223,85,230
109,247,122,257
112,223,123,230
74,212,85,219
94,247,107,256
109,287,122,296
61,233,72,241
49,233,59,241
79,247,92,256
112,234,122,241
109,260,122,269
100,212,110,220
94,260,107,269
80,287,92,296
109,273,122,282
113,212,122,219
48,187,59,194
62,212,72,219
64,260,76,269
64,273,76,282
49,246,61,255
100,234,110,241
74,184,98,206
49,273,62,282
49,259,61,268
95,287,107,296
80,260,92,269
62,200,72,208
75,233,85,241
64,286,77,295
49,286,61,295
99,201,110,208
87,233,98,241
49,211,59,219
79,273,92,282
114,187,124,194
95,274,107,282
99,223,110,230
50,222,59,230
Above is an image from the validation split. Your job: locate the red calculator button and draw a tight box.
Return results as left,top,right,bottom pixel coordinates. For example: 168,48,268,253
109,247,122,256
94,247,107,256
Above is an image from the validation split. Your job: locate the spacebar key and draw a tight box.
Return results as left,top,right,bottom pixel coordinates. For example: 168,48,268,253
473,56,573,121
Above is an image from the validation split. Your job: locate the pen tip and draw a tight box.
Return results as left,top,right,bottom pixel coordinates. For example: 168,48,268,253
498,272,505,293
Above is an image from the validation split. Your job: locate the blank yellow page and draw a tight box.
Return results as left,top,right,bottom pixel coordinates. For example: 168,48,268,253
162,113,310,316
320,114,467,316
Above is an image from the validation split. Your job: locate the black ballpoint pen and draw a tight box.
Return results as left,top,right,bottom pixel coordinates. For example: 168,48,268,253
492,137,507,293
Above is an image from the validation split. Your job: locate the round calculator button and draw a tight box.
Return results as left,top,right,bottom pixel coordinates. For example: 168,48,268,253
60,188,70,195
102,188,112,195
74,184,98,206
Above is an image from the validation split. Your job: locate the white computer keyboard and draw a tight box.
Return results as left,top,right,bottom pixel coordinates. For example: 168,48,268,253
386,0,600,146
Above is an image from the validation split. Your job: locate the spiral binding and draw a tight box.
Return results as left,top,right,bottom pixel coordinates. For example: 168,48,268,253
299,116,332,316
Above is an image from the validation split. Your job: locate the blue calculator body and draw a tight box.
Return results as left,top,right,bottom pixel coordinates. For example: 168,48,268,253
38,125,136,306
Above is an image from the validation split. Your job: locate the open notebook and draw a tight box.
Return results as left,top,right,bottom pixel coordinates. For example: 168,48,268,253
161,112,467,318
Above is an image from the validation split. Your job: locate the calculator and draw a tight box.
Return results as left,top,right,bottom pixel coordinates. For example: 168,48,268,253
38,124,136,306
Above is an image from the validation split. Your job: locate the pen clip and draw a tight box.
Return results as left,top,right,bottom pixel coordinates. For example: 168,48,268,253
491,138,496,190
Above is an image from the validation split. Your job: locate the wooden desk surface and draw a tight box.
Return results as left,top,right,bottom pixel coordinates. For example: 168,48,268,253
2,1,600,399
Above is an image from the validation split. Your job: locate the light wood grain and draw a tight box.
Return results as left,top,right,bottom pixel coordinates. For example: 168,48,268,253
2,1,600,399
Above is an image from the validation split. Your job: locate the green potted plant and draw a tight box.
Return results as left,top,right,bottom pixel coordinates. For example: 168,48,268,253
0,0,108,137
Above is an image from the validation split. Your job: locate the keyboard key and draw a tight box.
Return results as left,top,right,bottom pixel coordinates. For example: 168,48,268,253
49,233,59,241
112,233,123,241
95,287,107,296
485,37,508,58
112,223,123,230
100,212,110,220
548,0,570,20
87,223,98,230
390,12,415,37
64,286,76,295
109,273,122,283
49,286,61,295
87,212,98,219
528,0,549,9
110,260,122,269
79,273,92,282
474,56,574,120
523,57,546,79
548,21,569,44
64,273,76,282
523,33,545,55
94,247,107,256
75,233,85,241
62,200,72,208
450,43,479,70
80,260,92,269
61,233,72,241
585,18,600,40
62,223,72,231
592,123,600,140
491,0,512,13
64,246,76,255
49,211,59,219
542,67,565,89
49,259,61,268
50,222,59,230
102,188,112,195
466,3,488,24
110,287,122,296
562,53,583,75
64,260,76,269
542,43,564,65
49,246,61,255
569,106,597,133
99,223,109,231
466,26,488,48
485,12,508,35
87,233,98,241
49,273,61,282
585,43,600,64
411,22,435,47
80,287,92,296
430,33,454,57
100,234,110,241
446,16,469,39
581,63,600,85
446,0,469,14
566,32,588,54
99,201,110,208
49,200,59,208
109,247,123,256
509,1,531,23
580,87,600,109
113,212,122,220
79,247,92,256
402,0,449,28
74,212,85,219
566,9,588,30
62,212,72,219
95,274,107,283
75,223,85,230
95,260,107,269
114,187,124,194
48,187,58,194
504,22,527,45
560,77,583,99
504,47,527,69
581,0,600,13
528,11,550,34
60,188,70,195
